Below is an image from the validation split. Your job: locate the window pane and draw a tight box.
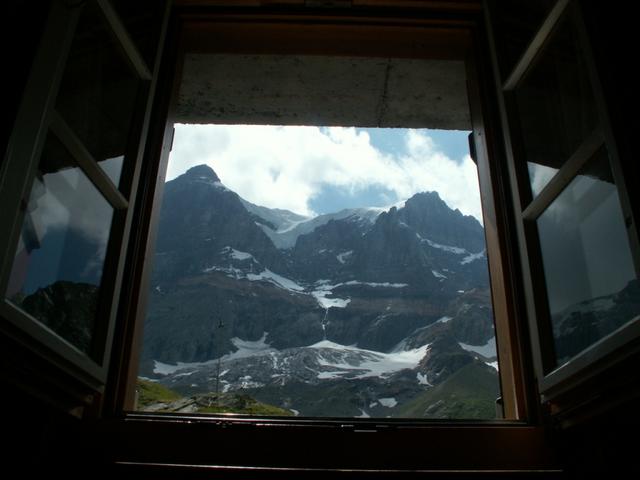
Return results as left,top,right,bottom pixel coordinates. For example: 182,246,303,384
536,146,639,368
515,16,599,198
55,1,141,191
5,132,114,356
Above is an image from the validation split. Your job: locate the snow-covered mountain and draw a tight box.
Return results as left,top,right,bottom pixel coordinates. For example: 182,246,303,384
140,164,499,418
250,203,396,249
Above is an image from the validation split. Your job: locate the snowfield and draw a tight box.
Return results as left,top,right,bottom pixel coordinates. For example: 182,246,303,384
310,340,430,379
459,337,496,358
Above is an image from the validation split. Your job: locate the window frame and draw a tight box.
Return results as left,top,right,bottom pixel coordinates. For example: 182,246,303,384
489,0,640,402
0,0,162,392
109,2,538,424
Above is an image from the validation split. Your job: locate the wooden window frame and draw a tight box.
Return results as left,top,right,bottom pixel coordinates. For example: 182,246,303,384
105,2,539,427
488,0,640,404
0,0,164,395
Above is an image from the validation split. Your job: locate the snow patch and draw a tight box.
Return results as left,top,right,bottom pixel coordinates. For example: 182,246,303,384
153,333,274,376
422,237,467,255
312,290,351,309
417,372,432,386
461,249,485,265
153,361,188,376
310,340,431,379
336,250,353,264
343,280,408,288
486,361,499,371
221,246,255,261
436,316,453,324
247,269,305,292
378,397,398,408
226,332,273,360
431,270,447,279
202,265,245,278
459,337,496,358
317,371,347,379
356,409,370,418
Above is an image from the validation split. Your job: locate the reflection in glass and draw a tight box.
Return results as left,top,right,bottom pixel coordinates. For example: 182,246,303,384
528,162,558,197
5,132,114,355
98,156,124,186
536,147,639,368
515,16,599,198
55,1,141,191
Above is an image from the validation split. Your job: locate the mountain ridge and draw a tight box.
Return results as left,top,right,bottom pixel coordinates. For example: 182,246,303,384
141,164,497,418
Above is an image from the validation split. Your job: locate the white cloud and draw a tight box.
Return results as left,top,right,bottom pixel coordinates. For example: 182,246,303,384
167,124,483,222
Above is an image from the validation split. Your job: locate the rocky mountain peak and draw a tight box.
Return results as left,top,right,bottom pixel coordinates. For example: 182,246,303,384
182,164,221,182
399,191,484,253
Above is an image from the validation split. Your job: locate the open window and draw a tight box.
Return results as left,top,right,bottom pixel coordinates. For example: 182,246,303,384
105,2,537,424
3,0,639,475
488,0,640,409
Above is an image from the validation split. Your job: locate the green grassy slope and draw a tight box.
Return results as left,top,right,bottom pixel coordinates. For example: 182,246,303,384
136,378,292,416
136,378,182,409
395,362,500,419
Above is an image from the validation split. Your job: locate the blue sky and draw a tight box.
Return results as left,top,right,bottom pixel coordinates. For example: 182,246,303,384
166,125,483,222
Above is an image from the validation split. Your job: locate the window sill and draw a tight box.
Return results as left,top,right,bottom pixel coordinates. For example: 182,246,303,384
88,414,559,473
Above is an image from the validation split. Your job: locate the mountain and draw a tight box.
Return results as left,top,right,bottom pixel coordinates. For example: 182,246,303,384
140,164,498,418
152,164,288,283
255,205,386,249
552,279,640,365
17,280,98,354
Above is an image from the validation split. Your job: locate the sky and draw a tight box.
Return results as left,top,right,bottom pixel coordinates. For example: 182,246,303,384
166,125,483,222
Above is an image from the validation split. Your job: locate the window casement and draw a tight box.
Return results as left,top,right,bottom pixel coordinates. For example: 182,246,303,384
487,0,640,410
0,0,168,402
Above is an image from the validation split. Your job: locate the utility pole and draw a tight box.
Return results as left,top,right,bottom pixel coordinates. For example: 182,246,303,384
215,318,225,396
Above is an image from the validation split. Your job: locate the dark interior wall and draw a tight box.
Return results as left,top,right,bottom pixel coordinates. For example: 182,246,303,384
579,0,639,232
0,385,76,473
1,1,51,170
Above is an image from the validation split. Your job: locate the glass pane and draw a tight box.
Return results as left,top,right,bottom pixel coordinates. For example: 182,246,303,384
536,147,639,368
98,155,124,186
515,15,599,198
5,132,115,355
55,1,141,191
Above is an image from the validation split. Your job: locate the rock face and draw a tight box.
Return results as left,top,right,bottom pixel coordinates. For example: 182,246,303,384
141,165,499,418
18,281,98,354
